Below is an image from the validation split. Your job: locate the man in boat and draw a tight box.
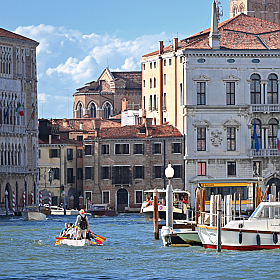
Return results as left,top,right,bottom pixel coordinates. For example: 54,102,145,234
59,223,70,237
75,209,89,239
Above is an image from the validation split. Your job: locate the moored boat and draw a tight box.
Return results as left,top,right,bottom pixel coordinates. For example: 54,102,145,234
21,206,47,221
50,205,79,215
197,202,280,251
88,204,117,217
140,189,189,220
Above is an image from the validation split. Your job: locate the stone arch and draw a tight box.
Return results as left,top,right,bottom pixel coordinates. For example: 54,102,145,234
88,101,97,118
253,3,263,19
103,101,113,119
239,3,245,13
232,4,238,16
266,4,277,23
76,101,84,118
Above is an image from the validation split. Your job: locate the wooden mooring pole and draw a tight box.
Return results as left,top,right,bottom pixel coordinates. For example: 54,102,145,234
153,189,159,239
217,194,222,252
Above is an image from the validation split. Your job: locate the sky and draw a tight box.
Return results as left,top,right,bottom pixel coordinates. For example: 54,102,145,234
2,0,230,119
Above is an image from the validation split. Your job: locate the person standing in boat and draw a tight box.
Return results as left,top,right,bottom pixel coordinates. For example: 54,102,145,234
75,209,89,239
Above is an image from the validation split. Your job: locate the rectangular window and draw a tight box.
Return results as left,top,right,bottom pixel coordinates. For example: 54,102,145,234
143,63,145,71
67,148,73,161
49,149,59,158
102,191,109,204
163,93,167,110
253,161,261,176
67,168,73,184
150,62,152,69
154,61,156,68
172,143,182,154
227,161,236,176
180,56,184,63
77,168,83,180
164,59,166,66
143,96,146,109
134,143,144,154
143,80,146,88
226,82,235,105
52,167,60,180
102,166,110,179
154,166,162,179
173,165,182,179
149,95,152,111
227,127,236,151
77,149,83,158
197,127,206,151
112,166,131,185
169,59,172,66
164,74,166,85
39,149,41,159
85,145,92,155
179,83,183,106
135,190,143,204
85,167,92,180
197,82,206,105
134,166,144,179
197,162,206,176
101,144,110,155
77,136,83,141
153,143,162,154
153,94,157,111
115,144,129,155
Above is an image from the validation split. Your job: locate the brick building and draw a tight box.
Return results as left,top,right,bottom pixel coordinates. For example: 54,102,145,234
83,118,184,212
230,0,280,24
0,28,39,212
73,67,142,119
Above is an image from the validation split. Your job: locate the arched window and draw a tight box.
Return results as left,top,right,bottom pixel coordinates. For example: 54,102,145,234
233,5,238,16
267,74,278,104
239,4,244,13
77,103,83,118
268,118,278,149
251,119,262,149
103,102,112,119
250,74,261,104
90,103,96,118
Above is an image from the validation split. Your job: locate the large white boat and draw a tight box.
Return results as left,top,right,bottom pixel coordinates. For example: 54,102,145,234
50,206,79,215
140,189,189,220
197,202,280,250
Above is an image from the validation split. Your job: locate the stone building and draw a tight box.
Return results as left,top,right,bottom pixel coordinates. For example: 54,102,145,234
73,67,142,119
83,118,184,212
0,28,39,212
230,0,280,24
142,2,280,207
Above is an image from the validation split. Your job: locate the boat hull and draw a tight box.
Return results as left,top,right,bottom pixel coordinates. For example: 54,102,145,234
142,205,186,220
59,239,94,246
197,225,280,251
176,230,202,246
90,210,117,217
21,211,46,221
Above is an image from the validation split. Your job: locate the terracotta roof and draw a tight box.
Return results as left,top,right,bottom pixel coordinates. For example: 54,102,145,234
86,124,183,140
39,136,82,145
142,14,280,58
0,27,39,44
111,71,142,89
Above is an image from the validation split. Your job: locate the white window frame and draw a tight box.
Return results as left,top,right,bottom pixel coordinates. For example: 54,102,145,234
102,190,110,204
114,143,130,155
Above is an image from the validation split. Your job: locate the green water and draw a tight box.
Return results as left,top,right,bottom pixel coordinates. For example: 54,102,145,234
0,214,280,279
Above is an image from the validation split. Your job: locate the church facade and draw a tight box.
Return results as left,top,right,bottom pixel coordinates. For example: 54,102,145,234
230,0,280,24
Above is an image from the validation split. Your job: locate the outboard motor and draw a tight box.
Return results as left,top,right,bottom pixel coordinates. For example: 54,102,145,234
161,226,172,246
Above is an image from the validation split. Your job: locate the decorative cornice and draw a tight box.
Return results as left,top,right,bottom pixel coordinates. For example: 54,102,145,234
193,120,211,130
222,119,241,130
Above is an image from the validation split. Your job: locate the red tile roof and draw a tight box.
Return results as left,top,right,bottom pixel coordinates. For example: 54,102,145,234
0,28,39,44
142,14,280,58
111,71,142,89
86,124,183,140
39,136,82,145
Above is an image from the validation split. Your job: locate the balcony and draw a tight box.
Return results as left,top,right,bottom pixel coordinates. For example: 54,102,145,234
0,166,28,174
248,149,279,157
250,105,280,114
1,125,26,135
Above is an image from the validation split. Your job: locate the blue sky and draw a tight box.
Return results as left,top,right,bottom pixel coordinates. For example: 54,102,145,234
2,0,230,119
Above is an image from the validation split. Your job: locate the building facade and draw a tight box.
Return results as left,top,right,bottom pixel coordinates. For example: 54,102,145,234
73,67,142,120
142,2,280,208
83,118,184,212
230,0,280,24
0,28,39,212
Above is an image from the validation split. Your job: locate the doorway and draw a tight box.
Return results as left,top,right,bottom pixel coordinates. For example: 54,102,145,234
117,188,128,212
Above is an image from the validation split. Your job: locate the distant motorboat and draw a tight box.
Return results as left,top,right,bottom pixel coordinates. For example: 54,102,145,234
49,205,79,216
88,204,117,217
21,206,46,221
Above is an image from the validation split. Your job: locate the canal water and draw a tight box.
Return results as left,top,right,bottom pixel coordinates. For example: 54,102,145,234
1,213,280,280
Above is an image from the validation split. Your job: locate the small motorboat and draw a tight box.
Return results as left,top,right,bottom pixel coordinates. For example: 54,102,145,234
50,206,79,215
88,204,117,217
21,206,46,221
197,202,280,251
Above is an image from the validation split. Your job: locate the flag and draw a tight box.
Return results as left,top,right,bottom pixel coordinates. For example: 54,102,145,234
31,109,34,120
4,102,10,120
253,121,259,153
276,124,280,152
16,102,24,116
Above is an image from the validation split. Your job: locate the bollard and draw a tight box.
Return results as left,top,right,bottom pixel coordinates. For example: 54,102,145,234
217,194,222,252
153,189,159,239
166,183,173,228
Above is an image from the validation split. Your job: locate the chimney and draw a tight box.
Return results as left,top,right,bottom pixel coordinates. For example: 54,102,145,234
122,97,129,111
92,118,102,137
209,1,221,49
159,41,164,54
144,117,153,136
49,135,52,144
79,122,83,130
63,118,67,128
173,38,178,52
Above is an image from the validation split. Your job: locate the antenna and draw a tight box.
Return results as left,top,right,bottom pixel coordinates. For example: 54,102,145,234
216,1,223,22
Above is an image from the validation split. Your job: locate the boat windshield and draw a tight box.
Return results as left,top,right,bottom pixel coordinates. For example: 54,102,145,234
251,204,280,219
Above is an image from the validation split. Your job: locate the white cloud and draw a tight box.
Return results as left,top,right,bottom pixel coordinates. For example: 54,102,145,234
121,57,137,70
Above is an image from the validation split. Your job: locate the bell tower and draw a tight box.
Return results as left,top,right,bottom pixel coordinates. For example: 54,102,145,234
230,0,280,24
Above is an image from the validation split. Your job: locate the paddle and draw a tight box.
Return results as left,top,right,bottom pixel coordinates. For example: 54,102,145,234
88,230,106,244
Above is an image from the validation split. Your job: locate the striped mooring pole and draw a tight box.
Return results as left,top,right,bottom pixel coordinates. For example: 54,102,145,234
39,191,43,206
23,191,26,208
12,191,16,216
31,191,34,205
49,190,52,207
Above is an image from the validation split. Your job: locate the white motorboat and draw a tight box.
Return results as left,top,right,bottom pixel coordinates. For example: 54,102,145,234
197,202,280,251
50,206,79,215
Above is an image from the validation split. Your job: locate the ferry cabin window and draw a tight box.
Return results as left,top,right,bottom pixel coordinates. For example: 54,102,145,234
135,190,143,204
205,186,246,201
